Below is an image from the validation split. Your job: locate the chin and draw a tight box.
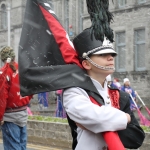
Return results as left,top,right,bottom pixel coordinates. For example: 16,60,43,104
105,69,114,74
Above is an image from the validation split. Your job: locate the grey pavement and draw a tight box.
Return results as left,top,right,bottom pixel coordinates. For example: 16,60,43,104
0,142,70,150
0,143,34,150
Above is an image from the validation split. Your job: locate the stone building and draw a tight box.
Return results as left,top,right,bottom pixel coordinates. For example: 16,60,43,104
109,0,150,103
0,0,27,65
0,0,149,102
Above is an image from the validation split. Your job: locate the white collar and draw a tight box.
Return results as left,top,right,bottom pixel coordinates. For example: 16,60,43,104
90,77,108,92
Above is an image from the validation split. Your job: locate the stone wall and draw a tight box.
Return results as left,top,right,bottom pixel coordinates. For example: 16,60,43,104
27,120,72,149
27,121,150,150
0,120,150,149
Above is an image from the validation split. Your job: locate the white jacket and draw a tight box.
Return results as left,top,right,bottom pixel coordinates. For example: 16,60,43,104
63,78,128,150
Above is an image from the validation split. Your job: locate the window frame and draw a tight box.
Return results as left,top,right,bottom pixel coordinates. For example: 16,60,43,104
118,0,126,8
49,0,54,10
64,0,69,33
134,28,146,71
115,31,126,72
138,0,146,4
78,0,84,33
1,3,7,29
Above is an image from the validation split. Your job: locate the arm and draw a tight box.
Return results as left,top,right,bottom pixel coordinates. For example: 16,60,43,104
0,74,9,122
131,88,136,99
118,92,145,149
63,87,128,133
120,86,124,92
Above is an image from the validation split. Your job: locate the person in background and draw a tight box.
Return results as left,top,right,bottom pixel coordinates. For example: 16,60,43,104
38,92,48,110
106,75,119,89
55,90,66,118
106,75,112,86
0,46,32,150
113,78,121,90
121,78,142,111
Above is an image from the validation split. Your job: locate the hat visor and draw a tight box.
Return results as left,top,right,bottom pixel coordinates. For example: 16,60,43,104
93,49,117,56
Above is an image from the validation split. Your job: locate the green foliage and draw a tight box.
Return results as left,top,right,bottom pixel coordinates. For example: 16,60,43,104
28,116,68,123
141,125,150,132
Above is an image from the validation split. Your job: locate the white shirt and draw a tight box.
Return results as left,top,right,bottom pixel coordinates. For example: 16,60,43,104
63,77,127,150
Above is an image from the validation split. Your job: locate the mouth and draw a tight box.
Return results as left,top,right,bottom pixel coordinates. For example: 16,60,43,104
104,64,114,70
106,64,114,67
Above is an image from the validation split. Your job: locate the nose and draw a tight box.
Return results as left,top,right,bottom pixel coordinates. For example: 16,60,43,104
107,54,114,60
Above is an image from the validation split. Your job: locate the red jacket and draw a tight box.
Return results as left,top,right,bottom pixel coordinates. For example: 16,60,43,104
0,62,32,121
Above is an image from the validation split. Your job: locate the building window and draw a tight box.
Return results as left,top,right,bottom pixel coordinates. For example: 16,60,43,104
134,29,146,71
64,0,69,33
138,0,146,4
115,32,126,72
49,0,54,10
118,0,126,8
1,4,7,29
79,0,84,32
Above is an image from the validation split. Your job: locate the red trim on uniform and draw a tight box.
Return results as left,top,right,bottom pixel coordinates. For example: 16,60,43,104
39,6,82,68
108,89,120,109
89,95,125,150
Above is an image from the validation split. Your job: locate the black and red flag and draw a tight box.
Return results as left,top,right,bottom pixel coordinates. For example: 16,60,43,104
19,0,99,97
18,0,144,150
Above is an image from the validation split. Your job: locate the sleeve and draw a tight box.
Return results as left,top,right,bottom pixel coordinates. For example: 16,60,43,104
120,86,125,92
0,73,9,121
118,94,145,149
63,87,128,134
131,88,136,98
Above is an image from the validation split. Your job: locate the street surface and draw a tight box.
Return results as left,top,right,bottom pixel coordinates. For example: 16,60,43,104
0,139,70,150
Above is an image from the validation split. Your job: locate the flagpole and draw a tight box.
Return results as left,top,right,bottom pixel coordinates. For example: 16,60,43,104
7,2,10,46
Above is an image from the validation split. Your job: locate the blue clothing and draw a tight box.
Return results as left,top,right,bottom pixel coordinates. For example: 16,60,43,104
121,86,136,110
2,122,27,150
56,94,63,117
55,92,66,118
38,92,48,107
110,82,119,89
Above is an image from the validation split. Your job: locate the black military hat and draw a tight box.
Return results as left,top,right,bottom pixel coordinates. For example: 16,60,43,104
73,28,117,59
73,0,117,60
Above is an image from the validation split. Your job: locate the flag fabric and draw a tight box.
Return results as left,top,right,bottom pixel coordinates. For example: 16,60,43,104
19,0,99,97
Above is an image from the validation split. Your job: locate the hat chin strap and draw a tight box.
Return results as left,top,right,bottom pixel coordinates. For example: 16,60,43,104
86,56,115,71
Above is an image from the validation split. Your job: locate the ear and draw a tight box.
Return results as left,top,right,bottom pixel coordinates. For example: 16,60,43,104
82,60,91,70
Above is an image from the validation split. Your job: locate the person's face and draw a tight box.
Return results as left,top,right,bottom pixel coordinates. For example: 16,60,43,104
82,53,115,75
124,81,130,86
113,79,117,83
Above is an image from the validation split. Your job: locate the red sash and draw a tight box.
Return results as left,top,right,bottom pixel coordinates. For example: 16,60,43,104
89,89,125,150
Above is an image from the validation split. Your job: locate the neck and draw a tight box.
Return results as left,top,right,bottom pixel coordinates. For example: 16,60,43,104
87,71,106,87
